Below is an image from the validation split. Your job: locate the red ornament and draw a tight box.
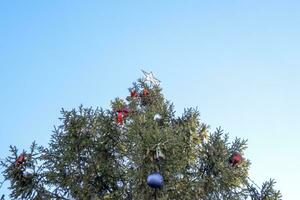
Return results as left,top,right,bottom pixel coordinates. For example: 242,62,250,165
116,108,130,124
229,152,243,166
15,154,25,167
117,111,123,124
130,90,138,98
142,88,149,96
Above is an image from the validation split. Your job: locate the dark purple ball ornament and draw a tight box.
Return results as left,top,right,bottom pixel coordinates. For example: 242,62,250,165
147,172,163,188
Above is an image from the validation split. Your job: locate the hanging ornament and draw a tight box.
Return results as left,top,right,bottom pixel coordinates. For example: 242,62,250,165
15,154,25,167
116,108,130,125
153,113,162,121
140,88,150,106
229,152,243,167
130,90,138,98
147,172,163,188
154,145,165,161
142,70,161,86
122,108,130,117
154,113,164,125
142,88,149,96
117,111,123,124
23,168,34,178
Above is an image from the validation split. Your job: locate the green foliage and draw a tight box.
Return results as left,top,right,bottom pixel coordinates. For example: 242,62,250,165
1,142,51,199
41,106,124,199
0,78,281,200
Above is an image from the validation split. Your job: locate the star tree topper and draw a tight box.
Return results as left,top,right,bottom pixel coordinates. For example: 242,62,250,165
142,70,161,86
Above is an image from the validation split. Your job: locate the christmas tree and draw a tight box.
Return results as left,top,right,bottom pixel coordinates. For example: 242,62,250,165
0,71,281,200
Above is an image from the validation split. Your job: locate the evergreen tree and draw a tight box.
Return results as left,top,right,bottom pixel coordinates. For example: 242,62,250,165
0,72,281,200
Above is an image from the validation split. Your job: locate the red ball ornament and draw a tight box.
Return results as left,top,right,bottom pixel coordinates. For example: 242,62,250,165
229,152,243,166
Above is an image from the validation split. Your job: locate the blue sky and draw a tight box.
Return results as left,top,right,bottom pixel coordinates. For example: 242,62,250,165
1,1,299,199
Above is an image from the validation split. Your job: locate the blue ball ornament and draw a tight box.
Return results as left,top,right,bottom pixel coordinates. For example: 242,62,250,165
147,172,163,188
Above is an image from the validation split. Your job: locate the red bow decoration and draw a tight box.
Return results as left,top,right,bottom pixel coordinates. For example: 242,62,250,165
142,88,149,96
15,154,26,167
116,108,130,125
117,112,123,124
130,90,138,98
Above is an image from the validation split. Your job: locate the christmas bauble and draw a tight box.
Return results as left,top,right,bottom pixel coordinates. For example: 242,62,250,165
147,172,163,188
153,113,162,121
23,168,34,177
229,152,243,166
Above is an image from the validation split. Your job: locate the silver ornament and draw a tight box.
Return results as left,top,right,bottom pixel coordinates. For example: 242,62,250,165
154,113,162,121
23,168,34,177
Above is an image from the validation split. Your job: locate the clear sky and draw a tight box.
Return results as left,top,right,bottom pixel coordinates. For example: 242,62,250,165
1,1,299,199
